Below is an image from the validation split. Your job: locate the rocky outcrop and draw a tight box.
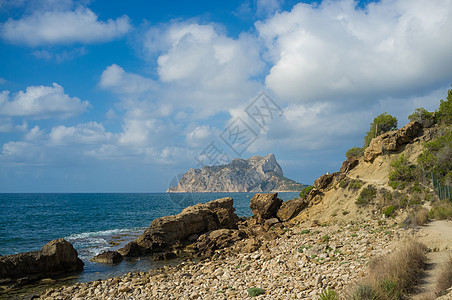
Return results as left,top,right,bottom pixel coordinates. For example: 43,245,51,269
250,193,283,223
0,239,84,285
167,153,306,192
118,197,240,258
91,251,123,264
364,121,422,162
340,157,359,174
277,198,308,222
192,229,246,257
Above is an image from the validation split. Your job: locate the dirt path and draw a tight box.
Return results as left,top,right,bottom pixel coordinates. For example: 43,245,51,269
412,220,452,299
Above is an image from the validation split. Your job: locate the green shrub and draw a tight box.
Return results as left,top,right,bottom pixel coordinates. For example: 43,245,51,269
339,179,348,188
356,186,377,205
429,201,452,220
389,154,416,189
383,205,396,217
247,287,265,297
349,179,363,190
408,107,436,127
319,288,339,300
300,185,315,199
418,130,452,184
346,146,364,158
364,113,398,148
437,84,452,125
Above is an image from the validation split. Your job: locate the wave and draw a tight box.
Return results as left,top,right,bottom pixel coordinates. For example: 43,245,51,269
64,227,145,241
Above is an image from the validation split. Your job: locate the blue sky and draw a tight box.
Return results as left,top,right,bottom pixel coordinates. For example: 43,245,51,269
0,0,451,192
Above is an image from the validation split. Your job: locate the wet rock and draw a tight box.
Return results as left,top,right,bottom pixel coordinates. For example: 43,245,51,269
250,193,283,223
91,251,123,264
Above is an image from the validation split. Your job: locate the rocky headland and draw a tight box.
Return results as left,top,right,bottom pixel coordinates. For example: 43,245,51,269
167,153,306,193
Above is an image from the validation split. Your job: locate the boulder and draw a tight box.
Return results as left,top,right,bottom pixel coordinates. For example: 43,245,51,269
0,239,84,285
91,251,123,264
119,197,240,257
364,121,422,162
263,218,281,231
250,193,283,223
340,157,359,174
277,198,308,222
193,229,246,257
314,173,338,190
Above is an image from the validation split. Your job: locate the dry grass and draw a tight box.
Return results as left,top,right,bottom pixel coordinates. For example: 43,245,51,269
436,255,452,295
406,208,429,226
429,201,452,220
350,240,428,299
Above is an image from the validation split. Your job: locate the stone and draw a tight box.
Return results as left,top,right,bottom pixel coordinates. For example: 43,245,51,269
364,121,422,162
193,229,246,257
340,157,359,174
263,218,280,231
119,197,240,257
0,238,84,285
250,193,283,223
277,198,307,222
91,251,123,264
314,173,338,190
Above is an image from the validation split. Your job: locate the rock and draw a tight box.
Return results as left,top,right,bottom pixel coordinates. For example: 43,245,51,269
277,198,307,221
250,193,283,223
194,229,246,257
364,121,422,162
243,238,261,253
119,197,240,257
314,173,338,190
0,239,84,285
263,218,280,231
340,157,359,174
167,153,305,192
91,251,123,264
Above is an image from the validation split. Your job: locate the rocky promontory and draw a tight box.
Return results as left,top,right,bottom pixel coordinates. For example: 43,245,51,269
167,153,306,192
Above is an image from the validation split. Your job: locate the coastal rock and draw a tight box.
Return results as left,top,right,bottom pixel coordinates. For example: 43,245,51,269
364,121,422,162
167,153,306,192
91,251,123,264
193,229,246,257
0,238,83,285
250,193,283,223
119,197,240,257
340,157,359,174
277,198,307,222
314,173,338,190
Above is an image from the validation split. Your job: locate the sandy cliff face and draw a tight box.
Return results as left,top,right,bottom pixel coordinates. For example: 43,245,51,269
167,153,305,192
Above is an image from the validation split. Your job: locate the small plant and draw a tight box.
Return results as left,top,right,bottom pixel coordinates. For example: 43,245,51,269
342,210,350,215
356,186,377,205
300,229,311,234
382,205,396,217
349,284,379,300
339,179,348,188
351,233,358,237
298,245,312,253
345,146,364,158
321,235,330,242
300,185,315,199
319,288,338,300
247,287,265,297
349,179,364,190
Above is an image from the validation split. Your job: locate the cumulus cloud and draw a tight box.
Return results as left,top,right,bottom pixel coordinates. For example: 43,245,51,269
0,83,89,119
256,0,452,103
99,64,157,96
0,6,131,46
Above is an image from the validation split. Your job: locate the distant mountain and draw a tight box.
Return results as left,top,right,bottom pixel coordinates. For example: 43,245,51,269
167,153,306,193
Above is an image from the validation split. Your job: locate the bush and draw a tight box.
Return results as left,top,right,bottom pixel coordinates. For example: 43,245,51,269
408,107,436,127
339,179,348,188
346,146,364,158
248,287,265,297
383,205,396,217
356,186,377,205
300,185,315,199
349,179,363,190
389,154,416,189
437,255,452,295
364,113,398,148
429,201,452,220
319,288,339,300
414,208,429,226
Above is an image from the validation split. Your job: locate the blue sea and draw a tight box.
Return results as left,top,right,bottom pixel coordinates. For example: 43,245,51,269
0,192,298,284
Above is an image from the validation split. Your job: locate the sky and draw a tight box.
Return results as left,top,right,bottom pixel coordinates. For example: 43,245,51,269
0,0,451,193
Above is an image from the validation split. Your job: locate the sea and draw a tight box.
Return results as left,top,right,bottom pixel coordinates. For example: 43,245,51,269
0,192,298,286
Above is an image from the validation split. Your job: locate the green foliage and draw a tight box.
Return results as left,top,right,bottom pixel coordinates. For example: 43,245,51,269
350,285,380,300
321,235,330,242
319,288,339,300
247,287,265,297
383,205,396,217
378,280,401,299
418,130,452,184
300,185,315,199
429,201,452,220
364,112,398,148
389,154,416,189
339,179,348,188
437,85,452,124
356,186,377,205
346,146,364,158
300,229,311,234
408,107,436,127
349,179,363,190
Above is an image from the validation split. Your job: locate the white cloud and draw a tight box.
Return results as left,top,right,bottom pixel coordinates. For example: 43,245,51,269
0,6,131,46
49,122,112,145
257,0,452,103
99,64,157,96
32,47,86,62
256,0,282,17
0,83,89,119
